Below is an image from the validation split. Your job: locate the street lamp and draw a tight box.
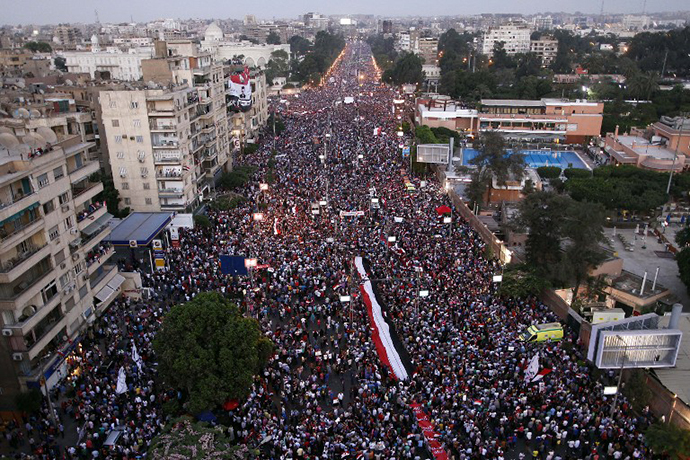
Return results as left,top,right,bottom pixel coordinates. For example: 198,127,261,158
610,335,628,418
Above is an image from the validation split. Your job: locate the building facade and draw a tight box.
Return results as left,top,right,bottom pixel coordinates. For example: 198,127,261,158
62,48,155,81
0,117,121,407
481,22,532,56
530,37,559,66
417,38,439,66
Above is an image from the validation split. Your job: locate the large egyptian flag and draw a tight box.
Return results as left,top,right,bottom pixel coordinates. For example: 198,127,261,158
354,256,414,380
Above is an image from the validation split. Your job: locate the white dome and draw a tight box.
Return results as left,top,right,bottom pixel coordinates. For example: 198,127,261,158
204,22,224,42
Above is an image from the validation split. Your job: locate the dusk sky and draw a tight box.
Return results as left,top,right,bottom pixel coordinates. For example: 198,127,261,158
0,0,687,25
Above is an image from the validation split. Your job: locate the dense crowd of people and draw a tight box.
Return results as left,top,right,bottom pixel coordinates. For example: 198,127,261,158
1,41,656,460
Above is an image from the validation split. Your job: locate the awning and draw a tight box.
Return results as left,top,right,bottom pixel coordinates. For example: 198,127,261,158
83,212,113,236
94,285,114,302
0,202,39,227
107,274,125,291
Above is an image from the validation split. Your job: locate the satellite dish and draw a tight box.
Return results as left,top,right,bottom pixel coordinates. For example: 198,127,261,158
146,80,157,89
0,127,13,135
22,306,36,317
10,144,31,156
12,108,30,119
65,79,73,86
36,127,58,143
29,109,41,118
22,132,47,149
0,133,20,149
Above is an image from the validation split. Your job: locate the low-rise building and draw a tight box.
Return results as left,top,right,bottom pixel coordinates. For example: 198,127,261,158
603,126,686,172
62,47,155,81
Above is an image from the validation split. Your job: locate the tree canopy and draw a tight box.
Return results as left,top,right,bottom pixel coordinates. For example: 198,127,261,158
154,292,273,414
24,41,52,52
644,421,690,459
265,31,281,45
382,51,424,85
291,31,345,84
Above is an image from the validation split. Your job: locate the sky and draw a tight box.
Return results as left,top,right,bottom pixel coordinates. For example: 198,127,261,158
0,0,687,25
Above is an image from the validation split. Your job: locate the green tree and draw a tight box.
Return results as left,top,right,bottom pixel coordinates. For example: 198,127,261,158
149,417,254,459
154,292,273,414
23,41,52,53
677,248,690,295
289,35,311,56
491,41,514,69
676,227,690,248
265,49,289,85
193,214,211,228
383,51,424,85
499,264,551,298
266,31,281,45
466,131,525,206
54,56,67,72
536,166,562,179
644,422,690,459
627,71,660,100
621,369,652,409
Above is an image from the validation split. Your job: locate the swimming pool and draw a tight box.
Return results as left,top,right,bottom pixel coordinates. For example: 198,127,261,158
461,149,589,170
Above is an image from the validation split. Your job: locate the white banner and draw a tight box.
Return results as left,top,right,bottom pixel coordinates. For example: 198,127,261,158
340,210,365,217
132,343,143,373
116,366,127,394
524,353,540,383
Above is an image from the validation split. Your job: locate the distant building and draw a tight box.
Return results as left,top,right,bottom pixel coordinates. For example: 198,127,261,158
417,37,439,65
62,47,155,81
53,26,82,48
481,21,531,56
603,125,686,172
622,15,651,31
303,12,329,30
200,23,290,68
532,16,553,31
530,36,558,66
381,20,393,34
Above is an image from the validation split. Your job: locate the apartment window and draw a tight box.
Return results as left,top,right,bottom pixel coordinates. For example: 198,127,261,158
58,192,70,205
117,151,125,159
114,135,122,144
37,173,49,188
109,101,117,108
112,119,120,127
78,284,87,301
124,198,131,205
53,166,64,180
43,199,55,215
48,225,60,241
145,198,152,205
136,135,144,143
133,119,141,128
131,101,138,109
119,167,127,177
64,216,74,231
143,183,150,190
64,296,75,312
59,272,70,289
55,249,66,266
121,182,129,190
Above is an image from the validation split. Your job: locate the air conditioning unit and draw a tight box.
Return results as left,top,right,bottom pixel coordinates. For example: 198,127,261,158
12,353,23,361
72,253,79,261
60,262,67,270
70,228,78,235
61,205,70,212
2,329,12,337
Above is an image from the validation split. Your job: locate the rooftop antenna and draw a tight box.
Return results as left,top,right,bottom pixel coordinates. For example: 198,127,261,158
600,0,605,23
642,0,647,15
94,9,100,24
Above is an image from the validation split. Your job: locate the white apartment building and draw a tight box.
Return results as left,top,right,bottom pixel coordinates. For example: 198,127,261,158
62,47,155,81
99,85,202,212
481,22,532,56
530,37,559,66
0,116,121,405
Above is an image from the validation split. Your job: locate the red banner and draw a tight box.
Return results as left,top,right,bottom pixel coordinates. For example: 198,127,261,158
410,403,448,460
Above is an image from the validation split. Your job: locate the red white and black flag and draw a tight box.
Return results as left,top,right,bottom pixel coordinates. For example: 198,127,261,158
354,256,414,380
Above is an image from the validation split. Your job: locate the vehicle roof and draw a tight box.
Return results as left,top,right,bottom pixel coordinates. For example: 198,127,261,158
534,322,562,330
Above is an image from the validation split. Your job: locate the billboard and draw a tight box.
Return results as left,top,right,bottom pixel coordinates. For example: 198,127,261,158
226,66,252,113
594,330,682,369
416,144,450,164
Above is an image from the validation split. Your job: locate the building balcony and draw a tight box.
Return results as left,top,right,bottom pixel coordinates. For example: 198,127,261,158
68,160,100,185
27,316,67,362
153,154,182,164
77,204,106,232
158,188,185,197
0,263,55,310
0,215,43,250
152,140,179,148
86,243,114,276
156,170,183,179
71,182,103,208
160,202,187,211
0,244,50,284
89,264,117,294
2,292,61,338
0,193,40,225
149,121,178,132
62,140,95,158
81,220,111,253
148,108,175,116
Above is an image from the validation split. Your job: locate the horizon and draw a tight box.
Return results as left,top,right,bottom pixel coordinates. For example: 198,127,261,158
0,0,688,27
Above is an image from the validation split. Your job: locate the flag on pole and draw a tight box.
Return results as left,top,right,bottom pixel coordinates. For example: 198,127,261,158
116,366,127,394
132,343,144,373
273,217,280,236
524,353,540,383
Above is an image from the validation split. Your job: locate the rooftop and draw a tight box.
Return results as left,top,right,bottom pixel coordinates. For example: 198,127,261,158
615,135,679,161
107,212,173,246
654,313,690,404
610,270,669,300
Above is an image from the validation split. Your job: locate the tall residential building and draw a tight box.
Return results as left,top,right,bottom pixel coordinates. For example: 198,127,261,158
53,26,82,48
481,21,532,56
417,38,439,65
142,40,231,195
0,115,120,406
99,84,203,212
530,37,559,66
532,16,554,31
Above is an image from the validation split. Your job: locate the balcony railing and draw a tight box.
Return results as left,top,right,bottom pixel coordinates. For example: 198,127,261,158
86,243,113,268
154,155,182,163
156,170,183,178
0,191,36,211
72,181,101,199
152,140,179,148
0,244,48,273
0,215,42,242
76,201,105,223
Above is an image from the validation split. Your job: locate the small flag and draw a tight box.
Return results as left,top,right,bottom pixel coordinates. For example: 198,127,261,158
473,399,482,406
132,343,144,373
273,217,280,236
531,368,553,383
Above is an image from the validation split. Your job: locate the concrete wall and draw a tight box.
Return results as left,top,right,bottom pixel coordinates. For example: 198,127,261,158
641,372,690,431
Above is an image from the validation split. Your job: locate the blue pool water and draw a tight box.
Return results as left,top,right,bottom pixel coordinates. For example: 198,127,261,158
461,149,588,170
